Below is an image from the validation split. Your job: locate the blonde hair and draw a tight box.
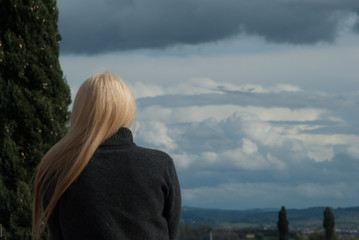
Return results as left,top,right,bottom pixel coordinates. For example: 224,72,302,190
32,72,136,237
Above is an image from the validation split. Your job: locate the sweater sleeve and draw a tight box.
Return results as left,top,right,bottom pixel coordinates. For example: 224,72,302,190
164,158,182,240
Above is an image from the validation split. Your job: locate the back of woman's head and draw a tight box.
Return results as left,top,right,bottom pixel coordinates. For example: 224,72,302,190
71,72,136,140
33,72,135,238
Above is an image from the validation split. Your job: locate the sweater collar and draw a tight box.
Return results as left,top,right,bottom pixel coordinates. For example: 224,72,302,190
101,127,134,146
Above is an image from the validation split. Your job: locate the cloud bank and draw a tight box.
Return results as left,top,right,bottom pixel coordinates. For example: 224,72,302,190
130,80,359,209
58,0,359,54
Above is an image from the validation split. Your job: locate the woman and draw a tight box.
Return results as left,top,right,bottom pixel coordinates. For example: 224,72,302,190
33,72,181,239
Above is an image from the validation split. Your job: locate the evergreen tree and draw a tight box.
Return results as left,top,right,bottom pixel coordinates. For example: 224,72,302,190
323,207,336,240
0,0,71,238
277,206,289,240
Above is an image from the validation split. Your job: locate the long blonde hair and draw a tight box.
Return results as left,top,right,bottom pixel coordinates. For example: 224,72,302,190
32,72,136,237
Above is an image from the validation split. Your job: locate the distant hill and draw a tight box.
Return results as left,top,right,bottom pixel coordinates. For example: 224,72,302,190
181,206,359,230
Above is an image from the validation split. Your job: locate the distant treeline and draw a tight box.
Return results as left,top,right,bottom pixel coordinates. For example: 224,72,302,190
181,206,359,230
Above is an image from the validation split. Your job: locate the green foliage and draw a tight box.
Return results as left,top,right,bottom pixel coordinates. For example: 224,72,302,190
179,225,302,240
211,229,240,240
323,207,336,240
308,231,325,240
180,224,213,240
0,0,71,238
278,206,289,240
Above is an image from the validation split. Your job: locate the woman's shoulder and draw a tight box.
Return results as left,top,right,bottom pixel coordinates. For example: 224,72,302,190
135,145,172,158
131,145,175,167
93,143,175,170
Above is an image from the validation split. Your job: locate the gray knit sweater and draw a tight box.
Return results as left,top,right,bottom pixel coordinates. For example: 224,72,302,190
47,128,181,239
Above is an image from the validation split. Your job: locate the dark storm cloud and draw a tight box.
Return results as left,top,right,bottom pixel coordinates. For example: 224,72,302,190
58,0,359,54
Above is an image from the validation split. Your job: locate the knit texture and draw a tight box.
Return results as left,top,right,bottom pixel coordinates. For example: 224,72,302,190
46,128,181,240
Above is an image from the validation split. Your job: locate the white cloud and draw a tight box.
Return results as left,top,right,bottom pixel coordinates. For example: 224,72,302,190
200,151,218,164
138,105,238,123
223,148,262,170
220,83,301,93
346,142,359,160
306,146,335,162
221,138,286,170
127,78,221,99
291,134,346,145
292,134,359,161
127,77,302,99
241,138,258,154
137,106,173,122
171,153,197,170
237,114,354,162
136,102,356,170
154,134,287,171
127,82,165,98
185,79,302,94
239,114,286,147
135,121,177,152
266,153,286,169
244,107,325,122
138,104,327,124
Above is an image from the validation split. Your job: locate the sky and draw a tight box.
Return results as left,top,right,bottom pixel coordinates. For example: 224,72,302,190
57,0,359,210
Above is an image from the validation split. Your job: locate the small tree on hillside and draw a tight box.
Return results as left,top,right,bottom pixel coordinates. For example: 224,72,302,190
323,207,336,240
277,206,289,240
0,0,71,238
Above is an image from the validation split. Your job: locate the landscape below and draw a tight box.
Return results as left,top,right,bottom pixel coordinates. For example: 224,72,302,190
180,206,359,238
